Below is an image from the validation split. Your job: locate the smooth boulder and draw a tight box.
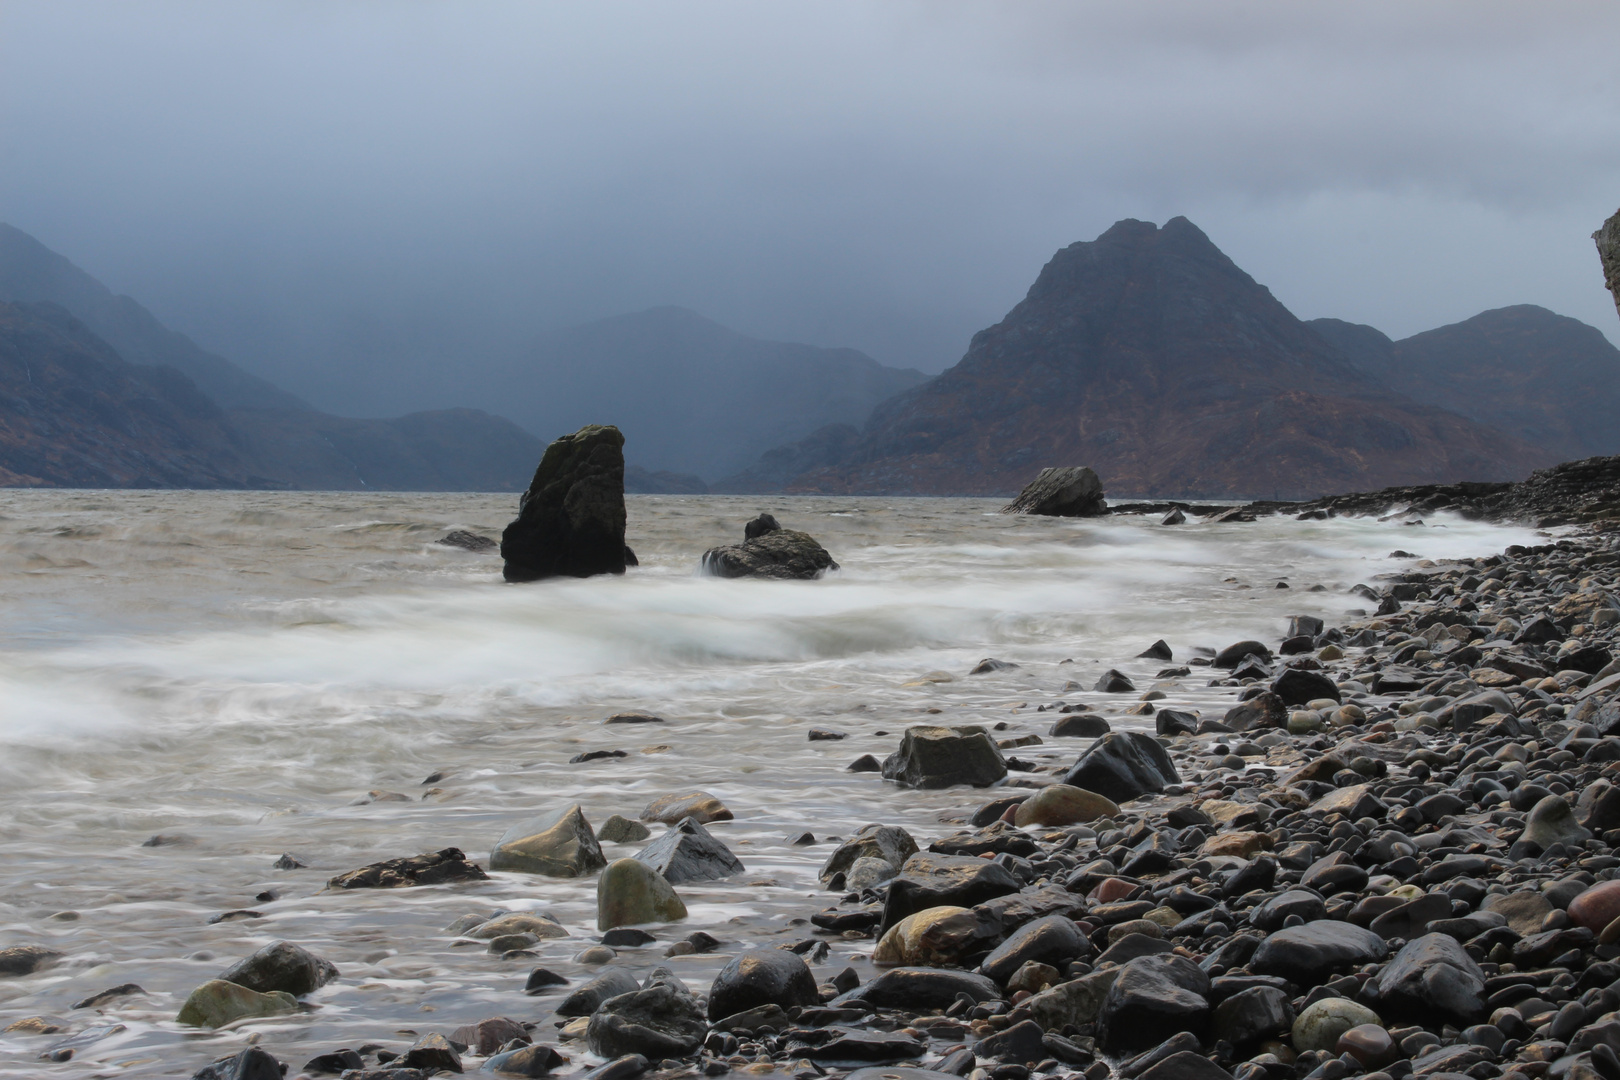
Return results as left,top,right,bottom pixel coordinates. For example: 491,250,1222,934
1374,932,1487,1026
1250,921,1387,986
176,980,298,1028
596,858,688,931
1013,784,1119,826
707,949,820,1020
640,792,733,825
881,725,1007,789
1001,467,1107,517
490,804,608,878
218,941,338,998
501,423,628,582
980,915,1088,984
1061,732,1179,803
875,906,994,968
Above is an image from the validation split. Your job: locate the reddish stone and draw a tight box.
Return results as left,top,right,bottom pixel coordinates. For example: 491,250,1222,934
1568,881,1620,932
1336,1024,1397,1069
1089,878,1137,903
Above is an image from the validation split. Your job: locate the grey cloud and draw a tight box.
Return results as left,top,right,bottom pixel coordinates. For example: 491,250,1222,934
1,1,1616,418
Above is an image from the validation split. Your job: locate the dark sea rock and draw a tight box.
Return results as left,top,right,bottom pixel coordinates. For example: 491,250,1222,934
0,945,62,977
1061,732,1179,803
190,1047,284,1080
1097,954,1211,1054
435,529,497,552
707,949,820,1020
1251,920,1388,986
820,824,919,884
556,969,641,1017
586,982,709,1060
744,513,780,539
217,941,338,997
979,914,1088,983
836,967,1001,1009
701,527,839,580
325,847,488,890
1050,713,1111,738
633,817,744,884
1001,467,1107,516
501,423,628,582
1271,666,1341,705
1375,932,1487,1026
1598,206,1620,322
881,725,1007,789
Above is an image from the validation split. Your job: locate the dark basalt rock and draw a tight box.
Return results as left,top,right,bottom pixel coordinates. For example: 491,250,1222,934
1215,640,1272,669
1598,206,1620,322
1375,932,1487,1026
1250,920,1388,986
586,982,709,1060
397,1033,462,1074
190,1047,285,1080
1271,666,1341,706
1050,713,1111,737
1061,732,1180,803
436,529,498,552
218,941,338,997
819,824,919,884
501,423,628,582
326,847,488,890
1097,954,1212,1054
979,914,1089,984
449,1016,530,1056
834,967,1001,1009
701,528,839,580
744,513,781,540
881,725,1007,789
556,969,641,1017
707,949,820,1020
1209,985,1293,1047
1001,467,1107,517
633,817,744,884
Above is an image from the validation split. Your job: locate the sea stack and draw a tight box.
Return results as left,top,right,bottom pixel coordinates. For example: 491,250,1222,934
1002,466,1107,517
1596,207,1620,322
500,424,629,582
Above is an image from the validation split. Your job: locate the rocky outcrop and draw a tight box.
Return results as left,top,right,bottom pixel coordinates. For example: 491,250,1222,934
1002,467,1106,516
501,424,629,582
1597,208,1620,324
700,520,838,580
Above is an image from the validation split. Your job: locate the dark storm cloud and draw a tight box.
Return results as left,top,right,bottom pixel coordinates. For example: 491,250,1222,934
1,1,1617,417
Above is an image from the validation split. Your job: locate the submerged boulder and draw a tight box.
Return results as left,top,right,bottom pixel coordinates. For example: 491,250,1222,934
501,423,629,583
701,522,838,580
490,804,608,878
176,980,298,1028
218,941,338,997
597,858,688,930
881,725,1007,789
707,949,820,1020
1001,467,1107,517
587,981,709,1059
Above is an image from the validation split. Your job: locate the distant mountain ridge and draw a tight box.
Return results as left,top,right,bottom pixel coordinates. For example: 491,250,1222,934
1308,305,1620,462
723,217,1546,499
0,225,546,490
494,306,928,481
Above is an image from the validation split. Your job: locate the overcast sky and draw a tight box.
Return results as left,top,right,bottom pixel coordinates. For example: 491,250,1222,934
3,1,1618,417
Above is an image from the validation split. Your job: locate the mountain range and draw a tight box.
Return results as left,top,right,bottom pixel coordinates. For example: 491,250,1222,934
2,217,1617,497
720,218,1620,499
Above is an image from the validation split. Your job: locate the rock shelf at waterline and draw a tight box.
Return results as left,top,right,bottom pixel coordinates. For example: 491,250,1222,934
0,490,1614,1079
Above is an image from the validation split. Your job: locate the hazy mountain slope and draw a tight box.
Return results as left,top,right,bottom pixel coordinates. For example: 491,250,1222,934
1310,306,1620,461
0,224,312,412
501,306,928,480
730,218,1538,499
0,301,262,487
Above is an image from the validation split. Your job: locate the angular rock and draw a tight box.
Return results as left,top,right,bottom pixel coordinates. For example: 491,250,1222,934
1522,795,1592,850
587,982,708,1059
1210,985,1292,1046
501,424,628,582
597,858,688,931
1250,920,1388,986
175,980,298,1028
707,949,820,1020
326,847,488,890
701,528,838,580
803,1028,928,1065
449,1016,528,1056
1094,669,1135,693
491,804,608,878
191,1048,285,1080
633,817,743,884
1375,932,1487,1026
1061,732,1180,803
1013,784,1120,827
398,1032,462,1073
820,825,919,885
1137,1052,1234,1080
1001,466,1106,517
980,914,1088,984
880,853,1021,931
218,941,338,998
974,1019,1047,1063
1096,954,1211,1055
881,725,1007,789
1025,968,1122,1030
640,792,733,825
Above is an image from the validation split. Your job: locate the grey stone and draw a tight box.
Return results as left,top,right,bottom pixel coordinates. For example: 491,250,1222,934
819,824,918,884
1250,920,1388,986
1375,932,1487,1026
1061,731,1180,803
701,529,838,580
633,817,743,884
586,982,708,1060
881,726,1007,789
217,941,338,998
1097,954,1211,1054
1001,467,1106,516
